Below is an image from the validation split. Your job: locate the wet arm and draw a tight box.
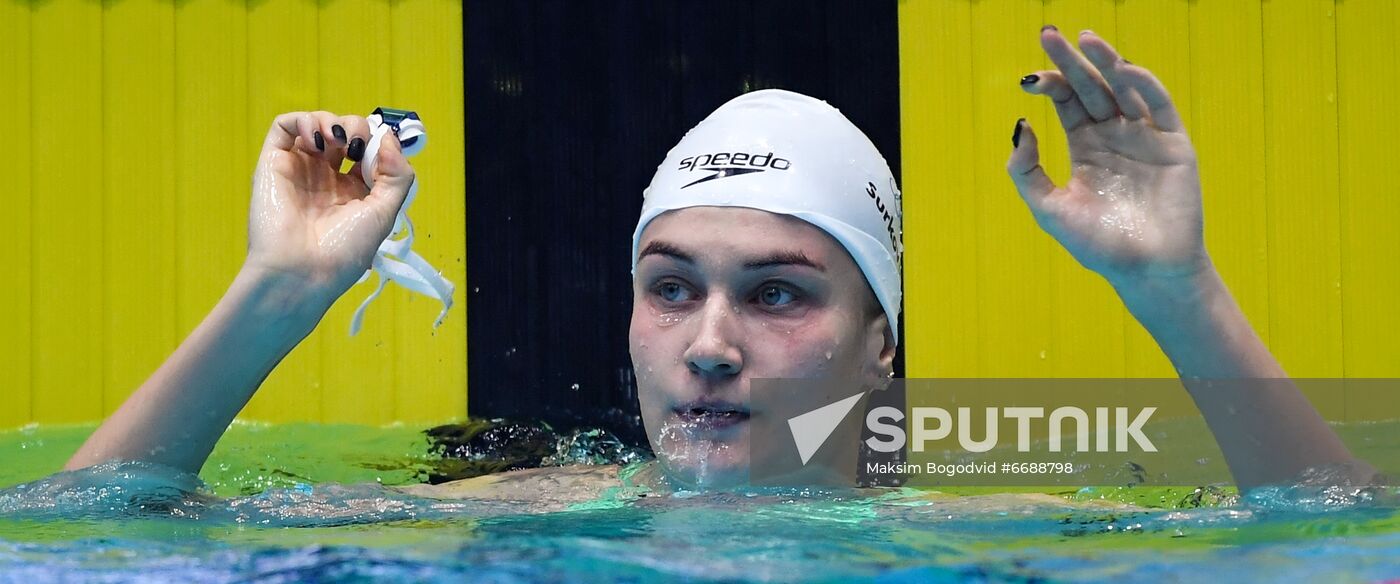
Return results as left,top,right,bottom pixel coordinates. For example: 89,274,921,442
1009,28,1373,493
64,267,332,473
1114,268,1374,491
65,111,411,475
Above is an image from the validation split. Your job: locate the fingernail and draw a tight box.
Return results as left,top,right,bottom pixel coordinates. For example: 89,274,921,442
332,124,347,143
1041,24,1058,33
313,131,325,151
1012,118,1025,148
1080,29,1095,37
348,137,366,162
1123,59,1133,65
1020,74,1040,86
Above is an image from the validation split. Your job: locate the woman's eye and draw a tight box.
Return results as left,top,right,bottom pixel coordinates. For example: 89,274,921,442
656,282,692,303
757,285,797,307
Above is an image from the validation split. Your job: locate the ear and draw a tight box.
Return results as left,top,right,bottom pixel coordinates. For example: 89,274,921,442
864,312,897,380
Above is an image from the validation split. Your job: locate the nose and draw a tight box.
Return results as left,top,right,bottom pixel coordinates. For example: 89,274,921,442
683,296,744,378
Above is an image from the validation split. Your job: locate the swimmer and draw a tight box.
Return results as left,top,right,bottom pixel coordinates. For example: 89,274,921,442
64,28,1374,501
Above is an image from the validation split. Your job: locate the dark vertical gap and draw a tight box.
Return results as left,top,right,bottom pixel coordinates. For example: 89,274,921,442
466,0,903,447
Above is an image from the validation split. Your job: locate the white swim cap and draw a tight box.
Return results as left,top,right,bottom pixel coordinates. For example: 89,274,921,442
631,89,903,341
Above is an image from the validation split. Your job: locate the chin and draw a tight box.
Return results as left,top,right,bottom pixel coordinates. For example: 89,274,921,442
650,415,752,489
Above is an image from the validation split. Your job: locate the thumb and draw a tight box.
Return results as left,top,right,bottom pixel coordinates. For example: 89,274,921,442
1006,118,1057,213
365,131,416,219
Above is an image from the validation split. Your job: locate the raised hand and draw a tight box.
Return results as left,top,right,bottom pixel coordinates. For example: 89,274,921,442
247,111,415,302
66,111,417,474
1003,28,1379,490
1008,28,1208,288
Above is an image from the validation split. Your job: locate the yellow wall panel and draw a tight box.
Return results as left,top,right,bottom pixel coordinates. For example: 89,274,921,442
6,0,1397,428
1115,0,1191,377
969,0,1054,377
1336,0,1400,377
1,0,459,428
103,0,178,414
173,0,248,367
7,0,460,429
241,0,324,423
899,0,1397,387
31,1,104,423
899,0,977,378
0,1,33,428
317,0,397,426
1261,0,1345,377
390,0,468,423
1188,0,1271,352
1039,0,1124,378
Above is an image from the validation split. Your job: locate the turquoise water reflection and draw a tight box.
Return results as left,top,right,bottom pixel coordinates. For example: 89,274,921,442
0,424,1396,582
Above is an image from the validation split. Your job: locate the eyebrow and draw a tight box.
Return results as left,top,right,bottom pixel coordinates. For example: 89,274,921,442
742,250,825,271
638,240,826,272
637,241,695,264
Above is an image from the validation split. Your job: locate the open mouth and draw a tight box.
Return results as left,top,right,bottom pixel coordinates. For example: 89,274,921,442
674,402,751,429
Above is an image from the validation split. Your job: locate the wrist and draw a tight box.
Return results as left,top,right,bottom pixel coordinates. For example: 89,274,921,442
1109,260,1221,318
1109,262,1284,379
229,264,339,336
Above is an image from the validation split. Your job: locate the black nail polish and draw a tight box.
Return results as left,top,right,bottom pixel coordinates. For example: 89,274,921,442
1020,74,1040,86
1041,24,1058,32
313,131,325,151
1012,118,1025,148
348,137,366,162
332,124,347,143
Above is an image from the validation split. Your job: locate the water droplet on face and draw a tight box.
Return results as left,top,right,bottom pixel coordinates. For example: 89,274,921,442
824,351,833,360
657,311,688,327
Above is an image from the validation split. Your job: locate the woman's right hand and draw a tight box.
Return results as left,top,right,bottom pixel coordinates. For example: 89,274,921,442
245,111,416,306
1007,29,1207,292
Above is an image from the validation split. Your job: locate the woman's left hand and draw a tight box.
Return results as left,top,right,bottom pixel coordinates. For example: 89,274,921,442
1007,28,1210,288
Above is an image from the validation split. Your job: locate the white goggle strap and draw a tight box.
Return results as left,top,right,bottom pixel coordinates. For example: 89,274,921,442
349,114,455,336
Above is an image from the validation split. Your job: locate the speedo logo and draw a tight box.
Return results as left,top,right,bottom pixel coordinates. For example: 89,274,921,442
678,151,791,189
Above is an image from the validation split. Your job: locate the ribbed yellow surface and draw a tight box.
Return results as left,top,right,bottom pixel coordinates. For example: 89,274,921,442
0,0,33,429
1,0,466,427
899,1,1400,403
6,1,1396,426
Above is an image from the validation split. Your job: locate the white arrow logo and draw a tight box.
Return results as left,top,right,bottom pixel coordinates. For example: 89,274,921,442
787,392,867,465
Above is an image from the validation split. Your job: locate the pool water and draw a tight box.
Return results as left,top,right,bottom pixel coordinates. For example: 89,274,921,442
1,423,1397,583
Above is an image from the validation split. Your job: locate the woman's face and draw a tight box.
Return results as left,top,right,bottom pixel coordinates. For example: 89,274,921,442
629,206,895,488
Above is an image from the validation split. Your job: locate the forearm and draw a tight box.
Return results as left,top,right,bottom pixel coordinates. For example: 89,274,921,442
1113,267,1371,490
1114,267,1281,379
65,266,332,474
